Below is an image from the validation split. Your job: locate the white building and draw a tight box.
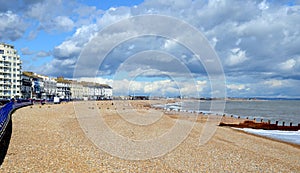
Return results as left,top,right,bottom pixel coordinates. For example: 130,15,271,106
56,77,71,100
100,84,113,100
80,82,113,100
21,73,32,99
70,81,84,100
0,43,22,99
38,75,57,100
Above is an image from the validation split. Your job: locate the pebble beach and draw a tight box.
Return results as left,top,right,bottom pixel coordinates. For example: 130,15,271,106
0,100,299,172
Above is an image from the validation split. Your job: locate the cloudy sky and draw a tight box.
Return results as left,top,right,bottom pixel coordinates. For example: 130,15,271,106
1,0,300,98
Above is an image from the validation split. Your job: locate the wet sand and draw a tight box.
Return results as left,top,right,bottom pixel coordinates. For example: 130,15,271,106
0,100,299,172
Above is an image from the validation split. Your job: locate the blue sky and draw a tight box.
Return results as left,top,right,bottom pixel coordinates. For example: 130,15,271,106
1,0,300,98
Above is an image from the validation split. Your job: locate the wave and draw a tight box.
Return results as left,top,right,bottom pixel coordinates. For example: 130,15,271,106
235,128,300,145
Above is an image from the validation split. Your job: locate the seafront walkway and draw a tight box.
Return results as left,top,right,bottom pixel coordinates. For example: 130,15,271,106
0,101,299,172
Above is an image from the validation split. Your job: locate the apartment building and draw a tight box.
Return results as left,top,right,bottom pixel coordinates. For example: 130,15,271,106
21,72,32,99
56,77,71,100
0,43,22,99
21,71,44,99
0,42,113,100
37,74,57,100
21,74,113,100
70,81,84,100
80,81,113,100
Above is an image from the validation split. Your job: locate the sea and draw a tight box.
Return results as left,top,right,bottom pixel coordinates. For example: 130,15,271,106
153,100,300,145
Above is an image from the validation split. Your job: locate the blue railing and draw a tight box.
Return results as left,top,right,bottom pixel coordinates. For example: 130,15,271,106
0,100,32,141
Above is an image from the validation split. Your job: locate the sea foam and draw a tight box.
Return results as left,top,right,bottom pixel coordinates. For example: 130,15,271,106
235,128,300,145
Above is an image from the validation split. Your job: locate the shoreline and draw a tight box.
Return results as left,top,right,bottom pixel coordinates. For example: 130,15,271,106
166,110,300,147
1,100,299,172
154,99,300,146
231,127,300,149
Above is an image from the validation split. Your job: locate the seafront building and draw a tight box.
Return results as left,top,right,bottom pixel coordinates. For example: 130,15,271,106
21,73,113,100
56,77,72,100
21,72,44,99
38,74,57,100
1,43,113,100
21,72,32,99
0,43,22,99
80,81,113,100
70,81,84,100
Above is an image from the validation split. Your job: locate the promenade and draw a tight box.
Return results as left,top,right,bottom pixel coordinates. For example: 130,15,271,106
0,101,299,172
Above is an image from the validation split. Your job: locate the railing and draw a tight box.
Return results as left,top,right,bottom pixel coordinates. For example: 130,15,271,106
0,100,32,141
0,102,13,141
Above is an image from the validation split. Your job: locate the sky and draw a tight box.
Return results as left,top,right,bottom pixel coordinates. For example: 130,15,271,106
1,0,300,98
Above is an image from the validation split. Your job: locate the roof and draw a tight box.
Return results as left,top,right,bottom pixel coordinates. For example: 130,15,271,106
0,42,14,49
79,81,112,89
22,71,42,79
55,77,72,84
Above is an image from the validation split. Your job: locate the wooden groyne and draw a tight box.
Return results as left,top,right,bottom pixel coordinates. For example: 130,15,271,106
219,115,300,131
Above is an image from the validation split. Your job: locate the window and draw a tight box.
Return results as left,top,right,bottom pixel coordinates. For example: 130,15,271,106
0,50,4,54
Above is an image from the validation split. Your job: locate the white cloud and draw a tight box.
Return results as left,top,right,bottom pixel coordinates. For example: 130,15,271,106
96,6,131,27
258,0,269,11
195,80,207,93
53,40,82,59
227,84,246,91
36,51,51,57
279,58,296,71
76,78,207,97
26,0,82,33
210,37,218,48
52,16,75,32
226,48,248,66
7,0,300,97
78,77,114,86
264,80,283,88
162,39,177,49
0,11,26,41
21,47,35,55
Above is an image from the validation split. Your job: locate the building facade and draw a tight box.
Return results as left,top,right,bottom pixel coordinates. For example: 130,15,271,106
21,72,32,99
21,74,113,101
80,82,113,100
0,43,113,100
21,71,44,99
38,75,56,100
102,85,113,100
56,77,71,100
70,81,84,100
0,43,22,99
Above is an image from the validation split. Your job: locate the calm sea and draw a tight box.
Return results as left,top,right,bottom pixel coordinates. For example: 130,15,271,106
158,100,300,145
198,100,300,125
